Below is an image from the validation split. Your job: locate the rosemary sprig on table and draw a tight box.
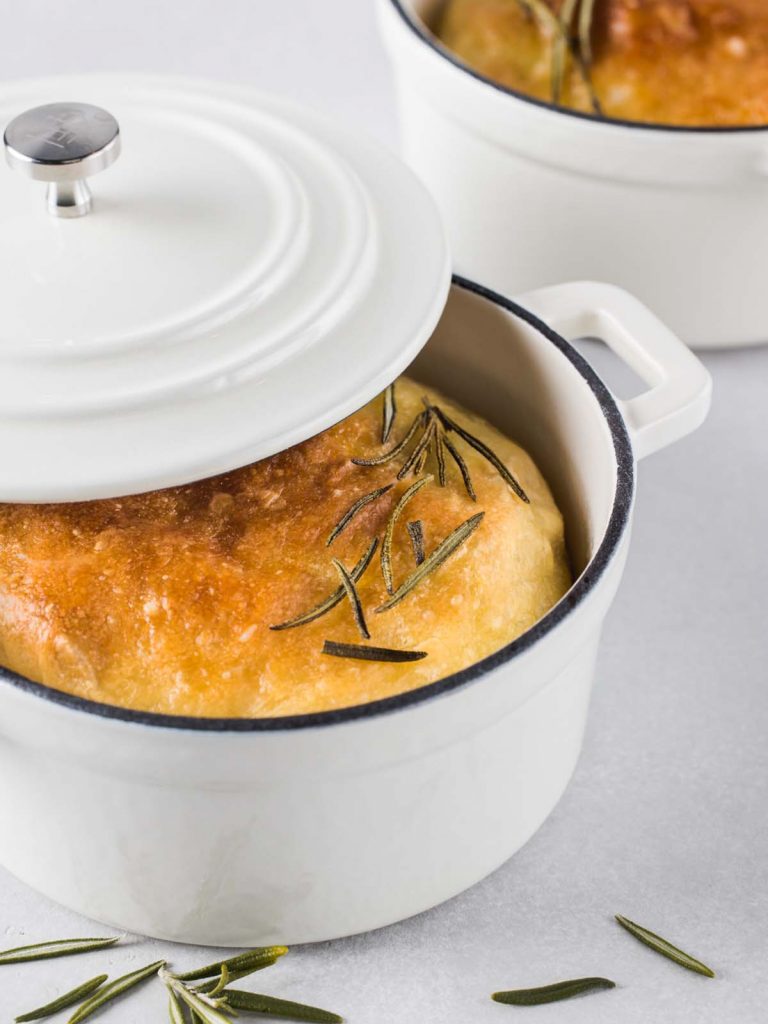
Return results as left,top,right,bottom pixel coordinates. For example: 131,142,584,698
0,937,120,965
615,914,716,977
68,961,166,1024
15,975,107,1022
492,977,616,1005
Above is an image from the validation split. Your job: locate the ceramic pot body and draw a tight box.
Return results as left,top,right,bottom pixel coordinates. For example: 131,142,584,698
0,279,710,945
378,0,768,349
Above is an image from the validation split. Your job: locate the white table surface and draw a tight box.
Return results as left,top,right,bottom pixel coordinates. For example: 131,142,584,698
1,2,766,1022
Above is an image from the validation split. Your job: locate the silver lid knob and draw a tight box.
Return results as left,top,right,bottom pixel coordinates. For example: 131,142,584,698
4,102,120,218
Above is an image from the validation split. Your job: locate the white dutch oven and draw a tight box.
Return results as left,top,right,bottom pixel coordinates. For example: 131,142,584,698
378,0,768,349
0,76,710,946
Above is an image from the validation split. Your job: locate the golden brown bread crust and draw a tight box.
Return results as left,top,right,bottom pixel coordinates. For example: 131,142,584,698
0,378,571,717
436,0,768,126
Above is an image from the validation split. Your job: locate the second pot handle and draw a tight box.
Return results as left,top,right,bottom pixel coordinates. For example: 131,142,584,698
514,281,712,460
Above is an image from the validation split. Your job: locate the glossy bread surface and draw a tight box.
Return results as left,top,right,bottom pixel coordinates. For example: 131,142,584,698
436,0,768,126
0,378,570,717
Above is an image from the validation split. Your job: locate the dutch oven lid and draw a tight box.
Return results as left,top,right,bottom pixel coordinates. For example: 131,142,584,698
0,75,450,502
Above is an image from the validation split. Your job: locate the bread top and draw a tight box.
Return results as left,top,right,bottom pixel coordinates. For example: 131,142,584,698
0,377,571,717
436,0,768,127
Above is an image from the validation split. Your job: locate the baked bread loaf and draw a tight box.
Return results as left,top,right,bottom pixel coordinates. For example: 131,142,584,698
436,0,768,127
0,378,570,717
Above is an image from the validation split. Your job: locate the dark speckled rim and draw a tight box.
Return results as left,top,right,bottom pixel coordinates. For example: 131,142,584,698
0,276,634,731
387,0,768,134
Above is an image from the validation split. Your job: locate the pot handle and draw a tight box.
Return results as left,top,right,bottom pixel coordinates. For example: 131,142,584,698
513,281,712,460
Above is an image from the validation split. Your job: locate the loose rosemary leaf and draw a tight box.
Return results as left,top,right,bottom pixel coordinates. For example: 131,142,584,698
323,640,427,663
163,976,232,1024
326,485,393,547
270,541,377,631
376,512,485,612
67,960,165,1024
15,975,107,1022
332,558,370,640
381,475,433,594
168,989,186,1024
225,989,343,1022
352,411,426,466
407,520,425,565
0,937,120,966
442,434,476,502
381,383,397,444
437,409,529,503
176,946,289,982
492,977,615,1006
195,960,281,993
615,914,715,977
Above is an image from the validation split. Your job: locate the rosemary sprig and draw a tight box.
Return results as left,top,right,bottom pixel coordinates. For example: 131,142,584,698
323,640,427,663
195,959,281,994
332,558,370,639
352,410,426,466
407,520,425,565
376,512,484,612
162,972,231,1024
436,408,529,502
67,961,165,1024
492,977,616,1005
175,946,289,982
442,434,476,501
381,382,397,443
326,484,393,547
15,975,107,1022
615,915,715,977
381,475,433,594
0,937,121,966
270,540,377,631
224,989,343,1023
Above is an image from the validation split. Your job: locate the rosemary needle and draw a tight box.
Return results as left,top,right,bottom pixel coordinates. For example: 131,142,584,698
326,484,393,547
407,520,425,565
615,914,716,977
175,946,289,982
67,960,165,1024
492,977,616,1006
437,408,529,503
381,475,433,594
270,540,377,631
381,382,397,443
0,937,120,966
352,410,426,466
332,558,370,639
224,989,344,1023
323,640,427,663
15,975,107,1022
376,512,485,612
442,434,476,501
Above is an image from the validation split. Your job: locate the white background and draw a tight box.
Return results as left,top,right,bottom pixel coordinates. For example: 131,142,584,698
1,2,767,1022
